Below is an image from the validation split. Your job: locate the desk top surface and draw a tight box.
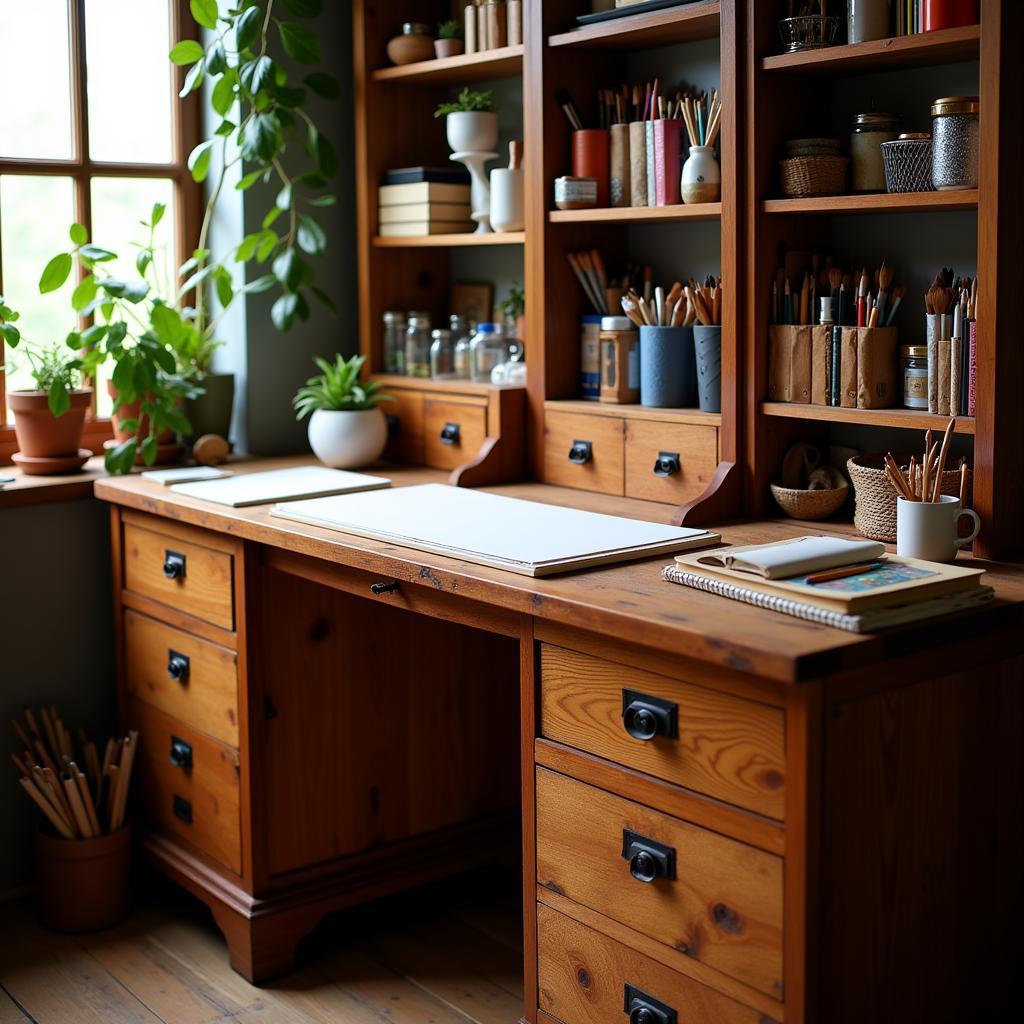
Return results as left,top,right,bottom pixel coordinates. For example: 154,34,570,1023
95,457,1024,685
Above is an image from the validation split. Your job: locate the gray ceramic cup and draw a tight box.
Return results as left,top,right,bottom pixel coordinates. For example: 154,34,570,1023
640,326,696,407
693,325,722,413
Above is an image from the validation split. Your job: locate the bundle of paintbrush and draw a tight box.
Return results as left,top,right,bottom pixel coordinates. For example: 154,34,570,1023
620,275,722,328
566,249,632,316
770,256,904,328
10,705,139,839
925,268,976,416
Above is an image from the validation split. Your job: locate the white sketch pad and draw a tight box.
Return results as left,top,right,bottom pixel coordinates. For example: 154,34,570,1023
270,483,717,576
171,466,391,507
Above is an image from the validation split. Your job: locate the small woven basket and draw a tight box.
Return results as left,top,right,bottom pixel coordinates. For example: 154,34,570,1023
771,480,849,521
848,455,973,542
780,155,848,197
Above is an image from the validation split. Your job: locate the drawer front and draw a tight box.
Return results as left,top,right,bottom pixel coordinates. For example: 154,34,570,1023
423,398,487,470
543,410,624,495
384,389,425,465
123,522,234,631
624,420,719,504
537,904,770,1024
536,767,783,998
124,609,239,746
540,645,785,819
128,698,241,875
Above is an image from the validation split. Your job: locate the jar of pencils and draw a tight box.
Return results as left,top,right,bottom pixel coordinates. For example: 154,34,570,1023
681,146,721,204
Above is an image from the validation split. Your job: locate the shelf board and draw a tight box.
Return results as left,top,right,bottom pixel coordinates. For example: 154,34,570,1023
761,24,980,74
549,202,721,224
762,190,978,215
370,45,523,85
546,398,721,428
372,374,522,396
372,231,525,248
548,1,720,50
761,402,976,435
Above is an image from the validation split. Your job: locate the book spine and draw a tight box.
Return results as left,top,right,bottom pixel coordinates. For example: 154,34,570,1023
968,319,977,417
645,122,656,207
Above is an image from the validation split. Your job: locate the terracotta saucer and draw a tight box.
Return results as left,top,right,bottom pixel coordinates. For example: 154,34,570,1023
104,439,184,466
11,448,92,476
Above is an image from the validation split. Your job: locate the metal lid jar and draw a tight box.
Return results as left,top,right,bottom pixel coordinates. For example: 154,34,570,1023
850,112,902,192
931,96,979,191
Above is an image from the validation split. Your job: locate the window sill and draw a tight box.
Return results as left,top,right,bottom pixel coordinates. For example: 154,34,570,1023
0,456,108,509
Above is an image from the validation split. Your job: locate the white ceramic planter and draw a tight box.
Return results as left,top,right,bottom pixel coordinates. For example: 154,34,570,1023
680,145,721,204
307,407,387,469
446,111,498,153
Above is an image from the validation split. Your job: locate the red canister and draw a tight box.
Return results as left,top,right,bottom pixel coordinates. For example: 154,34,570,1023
571,129,610,207
922,0,979,31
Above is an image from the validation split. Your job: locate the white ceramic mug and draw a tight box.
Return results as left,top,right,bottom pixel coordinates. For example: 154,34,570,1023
896,495,981,562
490,167,524,232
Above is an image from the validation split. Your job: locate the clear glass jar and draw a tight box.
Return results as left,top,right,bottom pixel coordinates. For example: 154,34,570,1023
850,112,902,192
382,310,406,374
931,96,979,191
502,316,525,364
430,329,458,379
404,312,432,378
470,322,508,383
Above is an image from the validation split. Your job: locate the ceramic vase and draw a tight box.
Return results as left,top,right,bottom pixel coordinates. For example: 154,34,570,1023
307,407,387,469
446,112,499,233
680,145,721,204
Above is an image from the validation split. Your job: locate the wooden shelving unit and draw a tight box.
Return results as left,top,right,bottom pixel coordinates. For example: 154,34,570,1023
549,202,721,224
370,44,523,84
372,231,525,248
546,398,722,429
761,401,976,435
547,1,720,49
762,190,978,215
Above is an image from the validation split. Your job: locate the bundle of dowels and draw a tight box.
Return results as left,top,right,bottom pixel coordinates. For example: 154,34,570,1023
882,419,969,504
10,705,138,839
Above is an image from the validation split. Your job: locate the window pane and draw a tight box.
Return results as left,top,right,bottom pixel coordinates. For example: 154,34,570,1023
0,1,73,158
91,177,176,416
85,0,173,163
2,176,77,417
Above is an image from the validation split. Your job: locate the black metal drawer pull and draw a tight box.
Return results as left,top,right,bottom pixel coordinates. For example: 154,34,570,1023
652,451,681,477
622,829,676,883
370,581,400,596
163,549,186,580
568,439,592,464
167,649,190,682
173,795,192,823
622,689,679,741
440,422,460,445
624,984,677,1024
169,736,193,769
387,413,400,437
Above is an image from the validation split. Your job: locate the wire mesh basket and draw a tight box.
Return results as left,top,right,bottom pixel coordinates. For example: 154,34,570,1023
778,15,841,52
881,134,935,194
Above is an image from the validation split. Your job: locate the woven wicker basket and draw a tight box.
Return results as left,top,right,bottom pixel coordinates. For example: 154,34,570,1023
848,455,973,542
780,155,848,197
771,480,849,521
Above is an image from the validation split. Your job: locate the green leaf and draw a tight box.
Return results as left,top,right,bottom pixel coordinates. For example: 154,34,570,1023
151,304,185,344
275,184,292,210
170,39,204,64
105,439,136,475
69,223,88,245
102,279,150,303
278,21,320,63
71,274,98,311
188,139,214,182
140,433,158,466
262,205,283,229
153,345,176,374
65,330,82,350
215,268,234,308
256,231,278,262
272,85,306,109
245,274,277,293
271,292,298,331
112,354,135,395
211,72,235,116
241,112,280,162
205,40,227,74
191,0,218,29
215,118,236,137
39,253,73,293
297,213,326,255
79,244,117,262
282,0,323,17
136,250,152,276
180,60,204,98
0,322,20,346
48,378,70,417
234,233,262,262
303,71,339,99
272,248,302,290
315,133,338,178
82,324,107,346
151,202,166,227
240,55,273,94
311,285,337,313
234,4,262,50
235,168,266,191
307,194,336,207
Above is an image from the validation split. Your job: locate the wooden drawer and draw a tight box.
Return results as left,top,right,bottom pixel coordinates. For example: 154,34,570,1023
124,609,239,746
543,410,624,494
624,420,719,504
384,389,424,465
537,903,771,1024
423,398,487,470
123,522,234,631
536,767,783,998
128,698,241,875
540,644,785,818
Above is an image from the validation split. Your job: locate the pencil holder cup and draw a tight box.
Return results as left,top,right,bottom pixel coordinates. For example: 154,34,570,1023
896,495,980,562
572,129,610,207
640,325,696,408
489,167,524,232
693,325,722,413
681,146,721,204
35,824,131,932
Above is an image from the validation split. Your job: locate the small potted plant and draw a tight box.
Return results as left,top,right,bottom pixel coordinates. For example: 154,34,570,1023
435,88,498,152
499,282,526,343
293,354,391,469
435,20,464,59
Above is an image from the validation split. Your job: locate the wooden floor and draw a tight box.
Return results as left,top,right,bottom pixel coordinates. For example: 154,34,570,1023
0,871,524,1024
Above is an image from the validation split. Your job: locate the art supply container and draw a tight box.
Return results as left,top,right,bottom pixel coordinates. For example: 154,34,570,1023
609,123,630,207
881,133,934,193
640,325,696,408
847,0,890,43
599,316,639,404
693,325,722,413
931,96,979,190
404,312,432,378
553,175,597,210
850,112,901,192
580,315,602,399
923,0,978,31
902,344,929,409
571,129,610,207
681,146,721,204
777,14,841,51
382,310,406,374
896,495,980,562
628,121,648,207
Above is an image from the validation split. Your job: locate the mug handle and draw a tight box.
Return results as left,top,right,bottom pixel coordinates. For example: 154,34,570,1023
956,508,981,548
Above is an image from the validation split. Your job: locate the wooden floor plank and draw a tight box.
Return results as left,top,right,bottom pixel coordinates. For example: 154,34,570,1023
0,990,32,1023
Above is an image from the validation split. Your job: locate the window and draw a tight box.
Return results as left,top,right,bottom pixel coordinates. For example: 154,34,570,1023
0,0,200,449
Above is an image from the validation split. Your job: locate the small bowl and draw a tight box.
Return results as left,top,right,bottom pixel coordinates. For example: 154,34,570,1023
778,15,841,52
771,479,849,521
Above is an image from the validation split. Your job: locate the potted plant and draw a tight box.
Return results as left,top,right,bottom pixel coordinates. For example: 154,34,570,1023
435,20,464,59
293,354,391,469
499,282,526,344
435,88,498,152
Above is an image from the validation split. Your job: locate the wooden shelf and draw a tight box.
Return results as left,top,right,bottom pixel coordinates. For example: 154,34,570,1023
548,1,720,50
370,45,523,85
372,232,525,248
762,190,978,215
760,24,980,74
546,399,721,428
373,374,523,396
549,202,721,225
761,402,976,435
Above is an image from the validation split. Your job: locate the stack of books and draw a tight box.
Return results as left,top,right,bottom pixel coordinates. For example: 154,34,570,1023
378,167,472,237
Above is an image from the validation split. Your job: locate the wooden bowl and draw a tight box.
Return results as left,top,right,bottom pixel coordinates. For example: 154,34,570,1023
386,32,435,66
771,480,849,520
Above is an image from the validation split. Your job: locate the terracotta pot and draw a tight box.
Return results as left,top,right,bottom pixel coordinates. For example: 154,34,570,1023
386,31,434,66
108,380,173,445
35,825,131,932
9,389,92,458
434,38,464,58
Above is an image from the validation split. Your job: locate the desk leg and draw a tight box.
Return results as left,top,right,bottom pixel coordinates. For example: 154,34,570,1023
520,618,539,1024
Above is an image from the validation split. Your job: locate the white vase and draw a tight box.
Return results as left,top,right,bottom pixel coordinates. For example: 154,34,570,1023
307,408,387,469
489,167,524,232
680,145,721,204
446,111,499,153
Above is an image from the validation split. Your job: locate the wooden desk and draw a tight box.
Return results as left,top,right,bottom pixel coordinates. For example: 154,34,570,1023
95,459,1024,1024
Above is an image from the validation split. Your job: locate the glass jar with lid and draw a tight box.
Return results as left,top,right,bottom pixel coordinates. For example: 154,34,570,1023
931,96,979,191
404,312,432,378
902,344,929,409
448,315,472,379
429,329,458,379
850,112,902,192
470,323,508,383
382,310,406,374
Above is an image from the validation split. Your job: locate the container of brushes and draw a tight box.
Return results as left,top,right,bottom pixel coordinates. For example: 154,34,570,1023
571,130,610,207
693,325,722,413
640,325,696,408
681,146,720,204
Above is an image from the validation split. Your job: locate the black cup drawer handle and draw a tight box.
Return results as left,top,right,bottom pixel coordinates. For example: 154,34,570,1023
568,439,593,464
163,549,186,580
370,581,400,596
622,689,679,741
169,736,193,769
622,829,676,883
440,422,460,445
653,451,681,477
167,649,190,682
624,984,677,1024
173,795,192,823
